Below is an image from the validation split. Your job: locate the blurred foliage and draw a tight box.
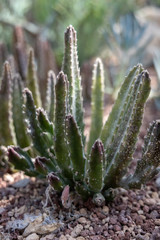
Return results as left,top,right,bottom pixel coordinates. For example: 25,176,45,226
153,51,160,109
103,12,151,97
0,0,30,49
0,0,148,66
147,0,160,6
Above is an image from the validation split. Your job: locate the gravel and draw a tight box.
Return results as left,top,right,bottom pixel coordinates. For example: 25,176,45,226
0,172,160,240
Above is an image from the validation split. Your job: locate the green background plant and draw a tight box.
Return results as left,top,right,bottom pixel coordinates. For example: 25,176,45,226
0,0,150,65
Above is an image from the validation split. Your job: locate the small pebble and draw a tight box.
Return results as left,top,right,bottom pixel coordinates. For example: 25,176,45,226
78,217,87,224
144,198,156,205
114,225,121,231
59,235,67,240
71,224,83,237
79,208,87,215
26,233,39,240
138,210,143,215
12,178,30,188
102,206,109,214
155,219,160,226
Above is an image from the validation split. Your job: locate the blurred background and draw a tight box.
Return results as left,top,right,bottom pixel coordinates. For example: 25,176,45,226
1,0,160,103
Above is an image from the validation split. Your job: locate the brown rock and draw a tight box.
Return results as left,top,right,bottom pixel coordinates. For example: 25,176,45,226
155,219,160,226
78,217,87,224
109,216,118,225
23,215,61,237
71,224,83,237
114,225,121,231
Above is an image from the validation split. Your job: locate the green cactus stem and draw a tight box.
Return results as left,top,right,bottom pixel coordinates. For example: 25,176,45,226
101,65,142,149
62,25,84,139
11,74,30,148
48,172,63,191
54,71,72,179
62,26,74,110
34,157,48,175
37,108,54,148
37,108,54,135
0,43,7,76
35,156,55,173
24,88,52,159
65,114,86,181
8,146,37,176
88,140,104,192
127,120,160,188
45,71,56,122
0,62,16,146
103,69,151,188
26,49,41,107
88,58,104,154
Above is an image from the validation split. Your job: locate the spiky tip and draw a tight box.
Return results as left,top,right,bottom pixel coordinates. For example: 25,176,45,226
66,114,74,121
34,157,47,175
28,48,34,61
48,70,56,81
65,25,75,34
8,147,20,160
142,70,149,79
2,61,11,79
57,71,66,84
48,172,60,185
92,139,104,155
64,25,76,44
23,88,33,100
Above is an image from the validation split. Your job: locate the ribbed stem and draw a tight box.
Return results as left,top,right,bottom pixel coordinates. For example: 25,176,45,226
45,71,56,122
65,114,86,182
11,74,30,148
103,68,151,188
0,62,16,146
62,25,85,140
88,140,104,192
127,120,160,188
26,49,41,107
87,58,104,154
54,71,72,179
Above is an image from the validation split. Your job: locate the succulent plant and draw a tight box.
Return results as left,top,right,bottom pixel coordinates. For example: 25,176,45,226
0,61,33,170
0,26,57,169
7,25,160,207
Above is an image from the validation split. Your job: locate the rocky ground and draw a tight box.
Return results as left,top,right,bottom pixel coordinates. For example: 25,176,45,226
0,172,160,240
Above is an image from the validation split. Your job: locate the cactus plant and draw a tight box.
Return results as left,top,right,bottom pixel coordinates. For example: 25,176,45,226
7,25,160,206
0,27,57,168
0,62,16,168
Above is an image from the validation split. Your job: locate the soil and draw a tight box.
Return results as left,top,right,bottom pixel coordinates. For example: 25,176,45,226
0,68,160,240
0,169,160,239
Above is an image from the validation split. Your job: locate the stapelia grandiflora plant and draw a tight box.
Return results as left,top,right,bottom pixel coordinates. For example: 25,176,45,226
8,25,160,207
0,48,41,168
